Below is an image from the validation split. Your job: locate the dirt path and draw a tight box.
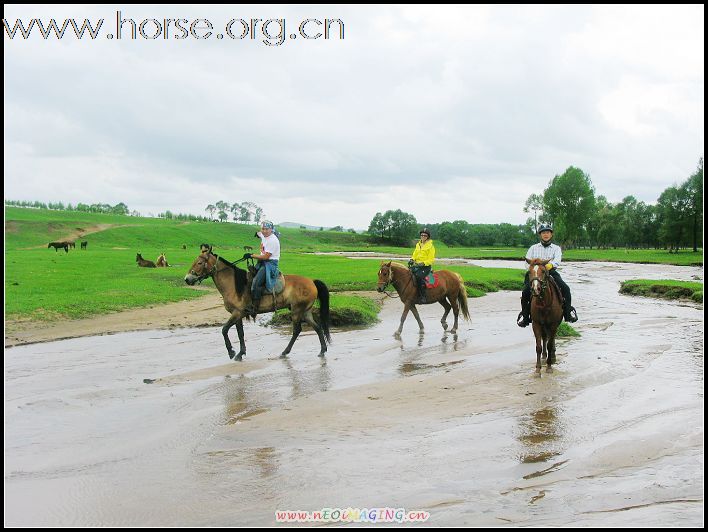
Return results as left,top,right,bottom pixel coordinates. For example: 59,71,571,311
5,293,228,347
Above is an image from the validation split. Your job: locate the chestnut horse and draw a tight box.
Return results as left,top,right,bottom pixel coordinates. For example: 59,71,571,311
377,261,470,336
136,253,156,268
526,258,564,373
184,252,331,360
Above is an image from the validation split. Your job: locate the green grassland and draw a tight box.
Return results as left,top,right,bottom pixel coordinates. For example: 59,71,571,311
4,208,524,322
619,279,703,303
5,207,700,324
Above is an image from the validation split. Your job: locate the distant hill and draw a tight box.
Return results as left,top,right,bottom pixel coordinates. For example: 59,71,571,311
278,221,365,232
278,221,324,230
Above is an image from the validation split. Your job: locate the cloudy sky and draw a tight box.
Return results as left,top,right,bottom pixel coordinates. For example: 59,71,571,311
4,5,704,228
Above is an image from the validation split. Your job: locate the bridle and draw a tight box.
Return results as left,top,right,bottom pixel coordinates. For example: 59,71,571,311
529,264,549,302
378,263,414,299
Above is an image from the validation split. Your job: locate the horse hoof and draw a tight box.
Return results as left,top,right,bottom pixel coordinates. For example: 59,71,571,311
228,350,236,360
535,367,541,374
280,352,289,358
318,352,326,358
234,353,244,362
546,366,553,373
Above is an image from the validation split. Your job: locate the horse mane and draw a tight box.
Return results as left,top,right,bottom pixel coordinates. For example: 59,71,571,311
214,255,248,296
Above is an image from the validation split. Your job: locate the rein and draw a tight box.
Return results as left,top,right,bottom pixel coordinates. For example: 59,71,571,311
380,265,415,299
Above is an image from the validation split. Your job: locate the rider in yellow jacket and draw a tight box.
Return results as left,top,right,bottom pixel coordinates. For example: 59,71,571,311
408,228,436,303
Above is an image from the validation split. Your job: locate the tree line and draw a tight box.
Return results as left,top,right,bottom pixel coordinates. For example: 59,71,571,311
5,200,132,215
525,160,702,251
205,201,265,224
366,159,702,251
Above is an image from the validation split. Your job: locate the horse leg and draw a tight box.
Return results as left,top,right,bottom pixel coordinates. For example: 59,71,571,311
304,310,327,357
395,303,412,337
234,318,246,361
532,323,543,374
547,327,558,370
222,316,240,360
439,298,451,330
410,305,425,332
449,297,460,334
281,319,303,358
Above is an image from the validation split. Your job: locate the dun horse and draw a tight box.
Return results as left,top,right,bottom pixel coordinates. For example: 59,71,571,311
136,253,157,268
185,251,331,360
377,261,470,336
526,258,564,373
156,253,169,267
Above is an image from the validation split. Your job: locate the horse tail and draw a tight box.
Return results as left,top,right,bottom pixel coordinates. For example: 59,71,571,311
313,279,331,343
456,273,471,320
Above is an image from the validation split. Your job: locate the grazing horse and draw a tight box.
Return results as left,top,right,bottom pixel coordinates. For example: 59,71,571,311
156,253,169,267
185,252,331,360
377,261,470,336
80,241,88,250
48,241,69,253
67,241,76,249
526,258,564,373
136,253,157,268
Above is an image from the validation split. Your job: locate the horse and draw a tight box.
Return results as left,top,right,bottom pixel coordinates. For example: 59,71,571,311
48,241,69,253
136,253,157,268
67,241,76,249
156,253,169,267
185,251,331,360
526,258,564,373
243,245,253,252
80,241,88,250
377,261,470,336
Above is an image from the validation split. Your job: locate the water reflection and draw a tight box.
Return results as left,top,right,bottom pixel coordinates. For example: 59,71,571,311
518,405,564,464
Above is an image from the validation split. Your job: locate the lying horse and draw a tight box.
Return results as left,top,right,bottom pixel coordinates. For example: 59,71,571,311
185,251,331,360
527,258,564,373
156,253,169,267
377,261,470,336
48,241,69,253
136,253,157,268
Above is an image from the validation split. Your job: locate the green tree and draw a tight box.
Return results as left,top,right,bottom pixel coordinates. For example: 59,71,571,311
543,166,596,247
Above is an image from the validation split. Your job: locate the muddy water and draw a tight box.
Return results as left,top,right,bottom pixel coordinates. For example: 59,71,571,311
4,261,703,526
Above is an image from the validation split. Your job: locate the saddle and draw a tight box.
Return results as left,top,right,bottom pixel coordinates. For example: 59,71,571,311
547,276,564,305
263,273,286,295
424,271,439,289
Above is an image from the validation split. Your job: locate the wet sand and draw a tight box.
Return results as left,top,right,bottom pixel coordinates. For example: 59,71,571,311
4,261,703,526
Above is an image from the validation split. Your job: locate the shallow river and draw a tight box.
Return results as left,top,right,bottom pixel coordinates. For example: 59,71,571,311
4,260,703,526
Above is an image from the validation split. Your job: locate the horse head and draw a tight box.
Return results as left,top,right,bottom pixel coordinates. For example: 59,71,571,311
377,261,394,292
526,258,550,298
185,251,217,285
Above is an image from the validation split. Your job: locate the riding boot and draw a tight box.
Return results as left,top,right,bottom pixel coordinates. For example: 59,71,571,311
517,297,531,327
564,303,578,323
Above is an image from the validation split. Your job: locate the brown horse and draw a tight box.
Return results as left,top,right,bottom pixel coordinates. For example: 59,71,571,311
184,252,331,360
80,241,88,250
526,258,564,373
377,261,470,336
136,253,157,268
48,241,69,252
156,253,169,267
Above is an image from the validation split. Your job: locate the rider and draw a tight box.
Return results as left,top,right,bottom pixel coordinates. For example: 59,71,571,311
408,227,436,304
243,221,280,318
517,224,578,327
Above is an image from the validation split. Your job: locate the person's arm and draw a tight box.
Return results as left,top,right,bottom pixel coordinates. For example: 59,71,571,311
546,245,562,269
